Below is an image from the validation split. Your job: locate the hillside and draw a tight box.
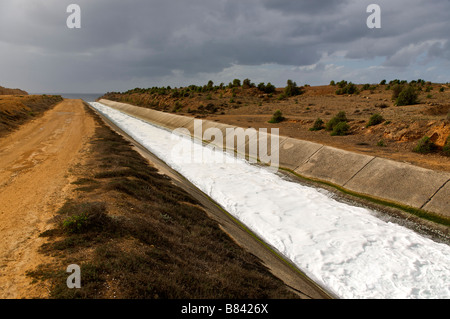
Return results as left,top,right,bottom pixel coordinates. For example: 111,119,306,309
0,86,28,96
101,80,450,172
0,95,63,137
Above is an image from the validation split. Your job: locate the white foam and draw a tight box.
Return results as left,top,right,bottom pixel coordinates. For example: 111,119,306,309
90,102,450,299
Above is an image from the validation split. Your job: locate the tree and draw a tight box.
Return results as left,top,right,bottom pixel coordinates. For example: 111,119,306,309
264,83,276,94
242,78,254,89
268,110,285,123
395,86,418,106
284,79,303,97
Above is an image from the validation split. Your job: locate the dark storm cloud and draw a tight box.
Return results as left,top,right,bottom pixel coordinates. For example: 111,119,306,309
0,0,449,92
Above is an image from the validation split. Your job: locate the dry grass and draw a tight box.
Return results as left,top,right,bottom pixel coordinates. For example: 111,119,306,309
0,95,63,137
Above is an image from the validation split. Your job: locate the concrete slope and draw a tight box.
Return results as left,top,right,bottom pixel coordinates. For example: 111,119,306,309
98,99,449,219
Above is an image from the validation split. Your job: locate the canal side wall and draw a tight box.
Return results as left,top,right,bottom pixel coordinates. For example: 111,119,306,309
97,99,450,218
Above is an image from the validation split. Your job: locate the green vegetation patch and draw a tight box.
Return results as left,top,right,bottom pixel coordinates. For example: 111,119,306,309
413,136,437,154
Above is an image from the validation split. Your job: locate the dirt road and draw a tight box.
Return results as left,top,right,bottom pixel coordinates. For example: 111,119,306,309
0,99,95,298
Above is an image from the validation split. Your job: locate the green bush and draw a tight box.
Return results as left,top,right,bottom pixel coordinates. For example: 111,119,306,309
172,101,183,112
337,80,348,88
391,84,404,100
326,111,348,131
309,118,324,131
395,86,418,106
63,213,89,234
284,80,304,97
413,136,437,154
331,122,350,136
268,110,285,123
257,82,276,94
61,202,110,234
439,87,445,92
377,140,386,147
335,82,358,95
277,93,287,100
367,113,385,127
232,79,241,87
242,78,254,89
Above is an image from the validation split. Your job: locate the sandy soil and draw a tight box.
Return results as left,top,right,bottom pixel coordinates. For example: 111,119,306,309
0,99,95,298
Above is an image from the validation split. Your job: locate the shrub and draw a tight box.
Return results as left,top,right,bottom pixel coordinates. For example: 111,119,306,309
257,82,266,92
268,110,285,123
61,202,110,234
242,78,254,89
336,82,358,95
346,83,358,94
379,79,387,85
309,118,324,131
443,137,450,156
284,80,304,97
326,111,348,131
172,102,183,112
330,80,336,86
258,82,276,94
377,140,386,147
413,136,437,154
439,87,445,92
367,113,384,127
391,84,404,100
232,79,241,87
395,86,418,106
337,80,348,88
331,122,350,136
63,213,89,234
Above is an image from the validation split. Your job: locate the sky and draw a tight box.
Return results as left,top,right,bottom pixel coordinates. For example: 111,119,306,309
0,0,449,94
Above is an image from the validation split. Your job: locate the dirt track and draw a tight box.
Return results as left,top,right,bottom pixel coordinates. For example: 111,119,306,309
0,99,95,298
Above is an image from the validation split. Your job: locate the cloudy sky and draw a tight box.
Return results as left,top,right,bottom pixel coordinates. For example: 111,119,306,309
0,0,449,93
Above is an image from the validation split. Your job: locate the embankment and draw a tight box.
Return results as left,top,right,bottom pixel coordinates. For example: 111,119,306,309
0,94,63,137
97,99,450,226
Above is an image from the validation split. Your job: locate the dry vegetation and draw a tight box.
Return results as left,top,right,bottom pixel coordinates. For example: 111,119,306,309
0,94,63,137
27,105,299,299
102,79,450,171
0,85,28,96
